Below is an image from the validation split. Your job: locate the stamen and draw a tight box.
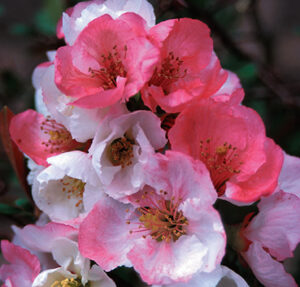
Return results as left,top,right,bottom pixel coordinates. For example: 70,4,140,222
40,117,74,154
199,139,243,195
60,176,85,207
149,51,187,90
129,192,188,243
50,277,84,287
108,133,135,168
89,45,127,90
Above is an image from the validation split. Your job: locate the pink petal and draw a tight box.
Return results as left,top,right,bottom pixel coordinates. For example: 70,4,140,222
79,197,134,271
242,242,297,287
15,222,77,252
244,191,300,261
0,241,40,287
278,153,300,197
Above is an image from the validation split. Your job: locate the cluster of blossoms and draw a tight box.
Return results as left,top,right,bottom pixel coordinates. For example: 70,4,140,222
1,0,300,286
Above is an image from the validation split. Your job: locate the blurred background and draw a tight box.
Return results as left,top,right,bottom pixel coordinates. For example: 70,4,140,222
0,0,299,286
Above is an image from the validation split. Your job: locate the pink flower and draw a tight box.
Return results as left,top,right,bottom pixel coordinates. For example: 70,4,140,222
9,109,84,166
141,18,242,113
55,13,159,109
36,61,127,143
241,191,300,287
0,241,40,287
79,151,225,285
9,109,83,166
169,99,283,203
88,110,167,201
57,0,156,45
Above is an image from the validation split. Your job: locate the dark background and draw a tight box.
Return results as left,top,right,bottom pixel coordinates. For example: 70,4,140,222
0,0,299,286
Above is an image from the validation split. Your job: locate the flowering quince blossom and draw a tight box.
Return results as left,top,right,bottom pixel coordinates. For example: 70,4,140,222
34,58,129,143
57,0,156,45
169,99,283,203
0,223,115,287
153,265,249,287
32,151,104,222
0,240,40,287
2,0,300,286
141,18,242,113
79,151,226,285
240,191,300,287
88,110,167,201
55,13,159,109
9,109,83,166
32,237,115,287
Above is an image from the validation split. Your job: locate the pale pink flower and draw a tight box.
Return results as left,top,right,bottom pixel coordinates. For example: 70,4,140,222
57,0,156,45
79,151,225,285
169,99,283,203
0,240,40,287
9,222,115,287
55,13,159,109
153,265,249,287
141,18,242,113
88,110,167,201
32,151,104,222
241,191,300,287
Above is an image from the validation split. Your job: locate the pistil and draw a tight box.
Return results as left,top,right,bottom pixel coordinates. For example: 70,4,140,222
108,134,135,168
89,45,127,90
199,139,243,195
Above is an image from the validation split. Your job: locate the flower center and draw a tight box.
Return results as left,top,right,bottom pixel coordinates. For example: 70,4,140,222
108,134,135,168
149,51,187,90
89,45,127,90
128,193,188,243
60,176,85,207
50,277,85,287
40,117,74,154
199,139,243,195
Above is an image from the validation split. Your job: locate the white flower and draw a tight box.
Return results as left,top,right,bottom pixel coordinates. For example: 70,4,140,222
88,110,167,201
60,0,156,45
32,151,104,222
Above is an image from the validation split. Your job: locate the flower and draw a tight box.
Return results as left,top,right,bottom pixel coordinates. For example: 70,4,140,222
32,237,115,287
88,110,167,201
57,0,156,45
55,13,159,109
32,151,103,222
79,151,225,285
240,191,300,287
36,61,127,143
141,18,241,113
9,109,82,166
169,99,283,203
